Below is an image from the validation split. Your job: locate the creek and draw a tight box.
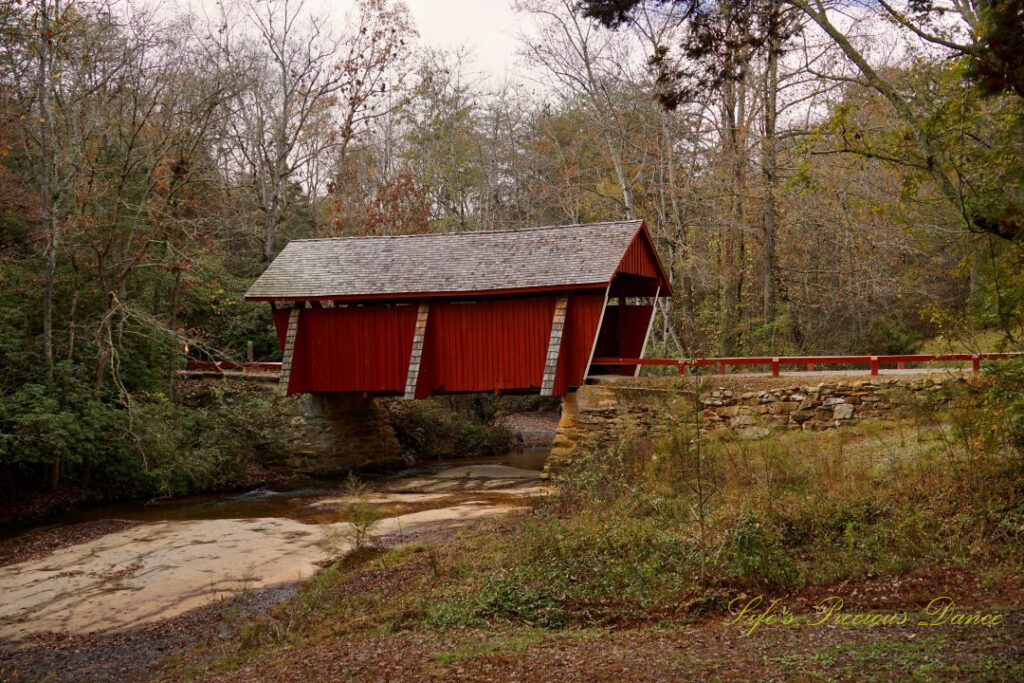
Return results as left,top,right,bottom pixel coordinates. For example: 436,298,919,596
0,450,550,642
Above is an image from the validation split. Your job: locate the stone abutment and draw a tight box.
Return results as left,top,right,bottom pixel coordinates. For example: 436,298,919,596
549,374,980,468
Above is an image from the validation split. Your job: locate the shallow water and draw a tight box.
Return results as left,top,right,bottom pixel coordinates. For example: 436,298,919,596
0,452,551,639
40,448,550,528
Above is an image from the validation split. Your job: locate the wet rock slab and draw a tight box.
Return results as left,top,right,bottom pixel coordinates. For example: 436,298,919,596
0,465,547,643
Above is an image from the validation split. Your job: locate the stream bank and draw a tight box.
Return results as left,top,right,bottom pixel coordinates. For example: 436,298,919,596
0,452,551,682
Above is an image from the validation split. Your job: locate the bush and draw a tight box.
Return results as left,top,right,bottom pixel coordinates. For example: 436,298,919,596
854,317,922,354
0,365,133,491
137,383,295,497
386,397,512,460
987,354,1024,456
432,516,697,628
0,371,295,502
721,514,798,589
427,406,1024,628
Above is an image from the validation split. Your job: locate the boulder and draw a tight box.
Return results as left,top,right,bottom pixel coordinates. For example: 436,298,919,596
833,403,855,420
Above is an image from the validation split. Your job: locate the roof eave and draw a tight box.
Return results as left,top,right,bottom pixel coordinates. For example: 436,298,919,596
244,282,611,303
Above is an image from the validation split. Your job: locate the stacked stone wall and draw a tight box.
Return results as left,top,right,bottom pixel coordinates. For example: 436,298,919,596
178,378,404,475
550,384,694,466
280,393,403,473
550,375,976,467
700,376,963,435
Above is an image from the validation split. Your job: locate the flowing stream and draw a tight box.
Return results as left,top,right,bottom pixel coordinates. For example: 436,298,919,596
0,450,550,642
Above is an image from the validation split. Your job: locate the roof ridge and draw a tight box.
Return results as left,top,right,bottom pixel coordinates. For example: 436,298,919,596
286,219,643,244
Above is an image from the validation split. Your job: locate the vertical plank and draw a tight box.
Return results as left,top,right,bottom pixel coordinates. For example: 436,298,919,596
403,304,430,400
277,307,301,396
540,296,568,396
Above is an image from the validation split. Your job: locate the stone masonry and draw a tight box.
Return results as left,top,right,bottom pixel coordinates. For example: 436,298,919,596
281,393,404,473
699,376,964,433
550,374,974,467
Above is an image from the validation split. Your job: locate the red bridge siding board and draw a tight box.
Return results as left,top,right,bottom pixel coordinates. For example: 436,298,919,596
272,307,291,347
419,297,554,394
553,293,606,396
590,304,654,376
283,305,417,394
616,232,662,279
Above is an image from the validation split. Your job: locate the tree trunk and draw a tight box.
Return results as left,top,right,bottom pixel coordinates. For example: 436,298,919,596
168,268,182,399
39,0,56,380
66,277,79,361
719,76,745,356
761,36,780,324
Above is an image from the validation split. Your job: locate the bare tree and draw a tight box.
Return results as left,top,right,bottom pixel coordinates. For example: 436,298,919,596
212,0,413,259
516,0,641,220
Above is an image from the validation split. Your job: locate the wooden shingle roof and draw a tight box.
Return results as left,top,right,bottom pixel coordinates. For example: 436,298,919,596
245,220,655,301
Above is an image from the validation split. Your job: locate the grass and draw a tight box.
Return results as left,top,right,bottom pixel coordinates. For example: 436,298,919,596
432,629,547,663
918,329,1010,355
157,367,1024,679
434,396,1022,628
774,628,1024,681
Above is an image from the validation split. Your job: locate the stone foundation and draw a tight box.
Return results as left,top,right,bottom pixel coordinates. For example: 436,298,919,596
549,383,695,468
281,393,403,473
550,374,978,467
175,379,405,475
699,376,965,433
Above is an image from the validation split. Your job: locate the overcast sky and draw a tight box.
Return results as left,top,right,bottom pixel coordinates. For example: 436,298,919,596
175,0,915,100
196,0,529,85
401,0,523,83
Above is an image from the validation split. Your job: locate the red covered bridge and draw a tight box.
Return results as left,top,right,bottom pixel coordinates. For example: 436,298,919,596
245,220,671,398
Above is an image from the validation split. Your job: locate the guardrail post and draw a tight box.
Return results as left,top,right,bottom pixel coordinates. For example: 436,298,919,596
772,358,780,377
678,361,686,375
897,361,905,370
718,361,726,375
870,356,879,376
806,363,814,372
972,354,980,373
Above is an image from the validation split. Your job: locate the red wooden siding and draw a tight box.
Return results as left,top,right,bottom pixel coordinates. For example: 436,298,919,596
616,229,664,280
552,293,607,396
264,221,671,397
273,295,608,398
590,304,655,376
415,297,554,396
274,304,418,394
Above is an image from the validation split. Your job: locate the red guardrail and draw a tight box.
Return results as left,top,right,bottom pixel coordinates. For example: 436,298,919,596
183,353,1019,380
591,353,1020,376
183,360,282,375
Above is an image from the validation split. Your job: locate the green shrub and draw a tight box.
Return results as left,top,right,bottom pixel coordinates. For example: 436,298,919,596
0,365,133,490
721,514,799,589
987,355,1024,456
432,516,696,627
0,371,295,500
386,397,512,460
854,317,922,354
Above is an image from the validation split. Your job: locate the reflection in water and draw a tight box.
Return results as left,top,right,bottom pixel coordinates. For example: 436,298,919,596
439,448,550,472
40,449,550,529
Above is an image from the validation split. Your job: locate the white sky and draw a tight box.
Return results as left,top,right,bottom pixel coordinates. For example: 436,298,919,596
400,0,523,83
232,0,528,85
158,0,525,83
170,0,922,104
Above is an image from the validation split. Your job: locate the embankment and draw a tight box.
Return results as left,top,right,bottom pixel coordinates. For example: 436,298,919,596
550,372,984,467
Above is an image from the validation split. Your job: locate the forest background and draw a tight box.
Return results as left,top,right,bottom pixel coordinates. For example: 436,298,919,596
0,0,1021,508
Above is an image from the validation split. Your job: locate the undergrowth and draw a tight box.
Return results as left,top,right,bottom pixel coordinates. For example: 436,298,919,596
164,363,1024,676
427,374,1024,627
